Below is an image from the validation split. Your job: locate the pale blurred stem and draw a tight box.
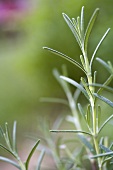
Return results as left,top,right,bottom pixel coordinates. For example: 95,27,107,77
19,160,26,170
44,131,64,169
7,146,26,170
69,99,82,130
15,154,26,170
83,50,102,170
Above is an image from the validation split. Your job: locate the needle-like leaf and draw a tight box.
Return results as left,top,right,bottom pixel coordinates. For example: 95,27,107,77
94,93,113,108
90,28,110,69
98,114,113,134
80,6,84,41
0,156,20,169
36,150,45,170
89,83,113,93
62,13,82,48
91,151,113,159
12,121,17,153
50,130,92,136
25,140,40,170
60,76,89,99
43,47,86,73
99,144,112,153
78,103,86,119
96,58,111,73
78,135,95,153
5,123,12,149
84,8,99,52
0,144,16,158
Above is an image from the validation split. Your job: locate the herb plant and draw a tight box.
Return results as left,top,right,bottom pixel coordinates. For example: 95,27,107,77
43,6,113,170
1,6,113,170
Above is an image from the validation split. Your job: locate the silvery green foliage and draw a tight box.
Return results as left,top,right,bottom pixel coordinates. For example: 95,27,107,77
43,7,113,170
0,121,45,170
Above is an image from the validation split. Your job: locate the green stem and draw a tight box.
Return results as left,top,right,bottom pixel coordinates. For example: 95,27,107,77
18,159,26,170
90,85,102,170
93,137,102,170
83,50,102,170
83,50,93,93
89,84,102,169
16,153,27,170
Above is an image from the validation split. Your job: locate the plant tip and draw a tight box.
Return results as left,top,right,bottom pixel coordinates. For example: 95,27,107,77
96,8,100,11
43,47,48,50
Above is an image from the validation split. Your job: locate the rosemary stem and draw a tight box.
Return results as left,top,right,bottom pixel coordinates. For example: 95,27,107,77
93,137,102,170
90,80,102,169
84,49,102,169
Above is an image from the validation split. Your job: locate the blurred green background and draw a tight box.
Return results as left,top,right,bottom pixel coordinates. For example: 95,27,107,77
0,0,113,138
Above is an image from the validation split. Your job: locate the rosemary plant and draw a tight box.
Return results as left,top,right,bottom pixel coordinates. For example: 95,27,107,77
43,6,113,170
0,121,45,170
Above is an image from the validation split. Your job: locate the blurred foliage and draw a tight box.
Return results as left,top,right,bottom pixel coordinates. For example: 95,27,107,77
0,0,113,134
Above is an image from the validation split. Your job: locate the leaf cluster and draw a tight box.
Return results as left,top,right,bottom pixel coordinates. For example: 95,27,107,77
43,6,113,170
0,121,44,170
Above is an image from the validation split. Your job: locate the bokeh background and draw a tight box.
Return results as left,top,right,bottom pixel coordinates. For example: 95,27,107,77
0,0,113,169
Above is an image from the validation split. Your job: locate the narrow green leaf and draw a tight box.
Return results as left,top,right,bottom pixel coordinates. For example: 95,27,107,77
36,150,45,170
5,122,12,149
0,156,20,169
90,28,110,69
108,61,113,73
84,8,99,51
98,114,113,134
86,104,91,126
12,121,17,152
25,140,40,170
78,103,92,133
92,71,97,92
43,47,86,73
53,69,79,117
98,75,113,94
80,55,85,70
91,151,113,159
99,137,105,153
40,97,68,106
73,86,81,102
109,142,113,150
97,105,101,126
96,58,111,73
89,83,113,93
93,71,97,84
81,77,93,98
50,130,92,136
80,6,84,40
99,137,104,146
53,68,63,84
0,143,16,158
102,156,113,166
78,103,86,119
99,144,112,153
78,135,95,153
77,16,81,36
60,76,89,99
72,18,79,34
62,13,82,48
53,69,75,110
94,93,113,108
